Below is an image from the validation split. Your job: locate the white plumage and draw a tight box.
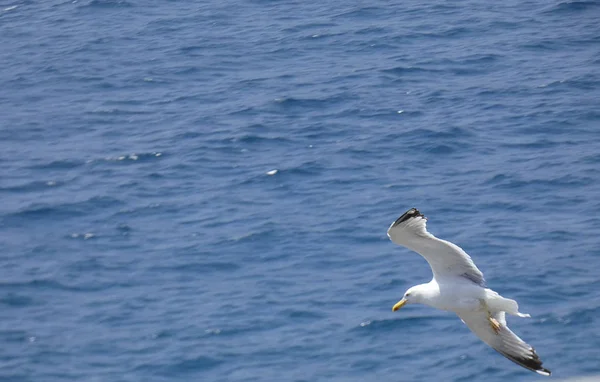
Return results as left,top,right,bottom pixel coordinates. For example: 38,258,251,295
387,208,550,376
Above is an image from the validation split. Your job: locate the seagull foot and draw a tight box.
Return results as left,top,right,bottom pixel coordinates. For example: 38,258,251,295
489,316,501,334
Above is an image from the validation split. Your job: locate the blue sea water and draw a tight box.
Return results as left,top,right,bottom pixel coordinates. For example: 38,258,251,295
1,0,600,381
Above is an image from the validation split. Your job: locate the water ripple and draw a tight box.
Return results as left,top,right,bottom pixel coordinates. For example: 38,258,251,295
1,0,598,381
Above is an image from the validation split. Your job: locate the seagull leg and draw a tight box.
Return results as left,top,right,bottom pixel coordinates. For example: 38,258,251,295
489,314,501,334
480,299,501,334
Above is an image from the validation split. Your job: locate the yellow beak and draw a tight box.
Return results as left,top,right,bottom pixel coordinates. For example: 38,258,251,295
392,298,407,312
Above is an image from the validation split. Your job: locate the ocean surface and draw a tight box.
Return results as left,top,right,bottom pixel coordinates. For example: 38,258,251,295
1,0,600,381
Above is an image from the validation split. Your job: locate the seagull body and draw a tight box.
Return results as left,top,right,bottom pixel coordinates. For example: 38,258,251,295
387,208,550,376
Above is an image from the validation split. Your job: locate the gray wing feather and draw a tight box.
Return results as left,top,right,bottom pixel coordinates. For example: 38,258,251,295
458,311,550,376
387,208,486,287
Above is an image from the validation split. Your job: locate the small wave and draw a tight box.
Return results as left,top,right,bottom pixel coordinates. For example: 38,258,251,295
284,160,326,177
95,152,163,164
484,173,509,185
551,305,600,326
4,196,124,223
498,139,568,150
537,75,599,91
68,232,96,240
202,320,287,339
136,355,224,375
0,279,86,292
376,128,473,156
553,375,600,382
488,175,592,190
228,230,274,243
381,65,441,77
352,26,389,36
271,95,347,110
27,159,84,170
425,144,455,155
410,26,472,40
0,330,28,343
281,22,338,34
167,356,224,373
0,293,34,308
86,108,152,115
280,309,326,320
332,6,386,20
351,316,448,332
384,126,474,141
543,1,600,13
236,160,325,186
0,180,60,193
157,262,241,273
428,54,501,68
581,153,600,164
83,0,134,8
300,31,345,41
231,134,293,145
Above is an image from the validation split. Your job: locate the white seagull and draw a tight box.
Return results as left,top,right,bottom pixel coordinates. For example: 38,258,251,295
387,208,550,376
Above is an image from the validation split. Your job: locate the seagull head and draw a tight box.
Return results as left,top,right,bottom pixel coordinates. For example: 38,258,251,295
392,285,425,311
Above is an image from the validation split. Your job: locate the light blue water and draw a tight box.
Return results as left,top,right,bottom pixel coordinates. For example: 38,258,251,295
1,1,600,381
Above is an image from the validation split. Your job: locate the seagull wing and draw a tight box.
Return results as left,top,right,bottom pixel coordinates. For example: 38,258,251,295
457,311,550,376
386,208,485,286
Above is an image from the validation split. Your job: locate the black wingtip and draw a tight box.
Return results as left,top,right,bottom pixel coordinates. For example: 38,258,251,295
391,208,424,227
503,351,551,376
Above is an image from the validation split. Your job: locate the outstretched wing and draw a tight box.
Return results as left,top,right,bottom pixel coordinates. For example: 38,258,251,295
457,311,550,376
386,208,485,286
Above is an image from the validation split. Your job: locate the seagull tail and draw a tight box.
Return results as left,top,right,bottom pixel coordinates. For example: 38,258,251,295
486,290,531,318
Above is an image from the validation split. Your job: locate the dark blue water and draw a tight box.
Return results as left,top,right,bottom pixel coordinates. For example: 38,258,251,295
2,1,600,381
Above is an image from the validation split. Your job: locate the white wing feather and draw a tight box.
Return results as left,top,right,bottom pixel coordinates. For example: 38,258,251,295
387,208,485,286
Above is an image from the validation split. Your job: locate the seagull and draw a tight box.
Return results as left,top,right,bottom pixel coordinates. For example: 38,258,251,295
387,208,550,376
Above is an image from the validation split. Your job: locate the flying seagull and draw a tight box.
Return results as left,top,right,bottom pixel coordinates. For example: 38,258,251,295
387,208,550,376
